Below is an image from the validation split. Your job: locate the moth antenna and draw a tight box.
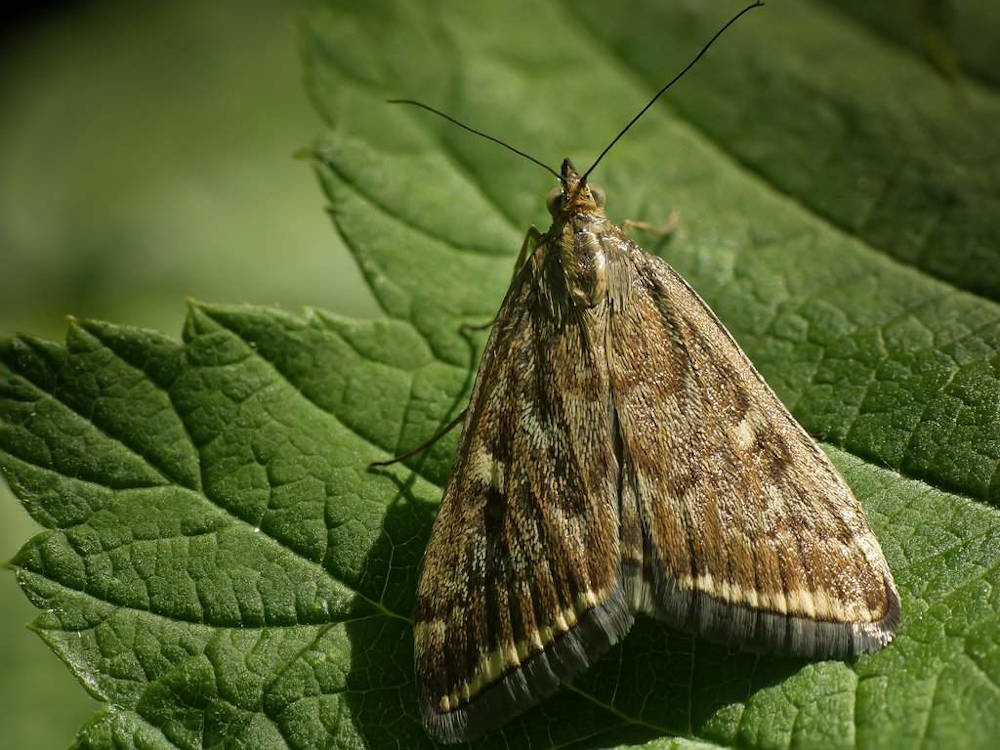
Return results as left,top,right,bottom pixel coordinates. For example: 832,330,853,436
388,99,562,181
581,1,764,183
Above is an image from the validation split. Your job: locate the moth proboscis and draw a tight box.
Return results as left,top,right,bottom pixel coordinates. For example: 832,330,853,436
376,2,899,743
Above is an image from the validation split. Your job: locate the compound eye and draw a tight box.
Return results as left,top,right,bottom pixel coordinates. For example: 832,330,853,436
591,185,606,208
546,186,563,217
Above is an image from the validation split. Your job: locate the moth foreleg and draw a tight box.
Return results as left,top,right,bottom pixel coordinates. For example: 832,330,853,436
459,225,544,333
622,209,680,238
511,225,544,281
368,408,468,468
459,319,497,333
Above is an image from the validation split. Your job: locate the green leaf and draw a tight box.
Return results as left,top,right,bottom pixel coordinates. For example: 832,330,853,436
3,0,1000,748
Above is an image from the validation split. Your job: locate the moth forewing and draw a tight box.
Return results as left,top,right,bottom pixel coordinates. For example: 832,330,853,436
414,205,634,742
413,160,899,744
610,248,899,657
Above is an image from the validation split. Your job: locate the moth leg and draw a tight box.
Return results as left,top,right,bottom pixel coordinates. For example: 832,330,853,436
622,208,680,238
368,409,468,468
511,225,545,281
459,225,544,332
459,319,496,333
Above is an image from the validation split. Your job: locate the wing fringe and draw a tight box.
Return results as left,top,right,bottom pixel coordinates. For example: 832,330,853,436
421,583,633,744
645,566,900,658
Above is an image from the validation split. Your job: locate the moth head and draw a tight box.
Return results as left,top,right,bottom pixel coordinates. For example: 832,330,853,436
547,158,606,218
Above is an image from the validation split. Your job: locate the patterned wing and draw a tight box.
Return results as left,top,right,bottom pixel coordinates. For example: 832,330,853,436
608,240,899,657
415,246,632,743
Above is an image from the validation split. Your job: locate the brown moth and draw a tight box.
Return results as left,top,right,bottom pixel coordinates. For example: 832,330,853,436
384,3,899,744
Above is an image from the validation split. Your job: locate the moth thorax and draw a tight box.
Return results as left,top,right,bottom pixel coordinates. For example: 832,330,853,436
565,228,609,308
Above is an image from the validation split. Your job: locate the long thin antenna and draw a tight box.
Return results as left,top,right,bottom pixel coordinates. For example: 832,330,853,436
581,1,763,182
388,99,561,180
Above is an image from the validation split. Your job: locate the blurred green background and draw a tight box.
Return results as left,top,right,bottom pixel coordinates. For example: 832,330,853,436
0,1,378,746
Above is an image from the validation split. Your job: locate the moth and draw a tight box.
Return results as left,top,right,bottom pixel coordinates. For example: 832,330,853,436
379,3,899,743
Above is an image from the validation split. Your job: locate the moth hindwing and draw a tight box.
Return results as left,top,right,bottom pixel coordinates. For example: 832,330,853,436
413,159,899,744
